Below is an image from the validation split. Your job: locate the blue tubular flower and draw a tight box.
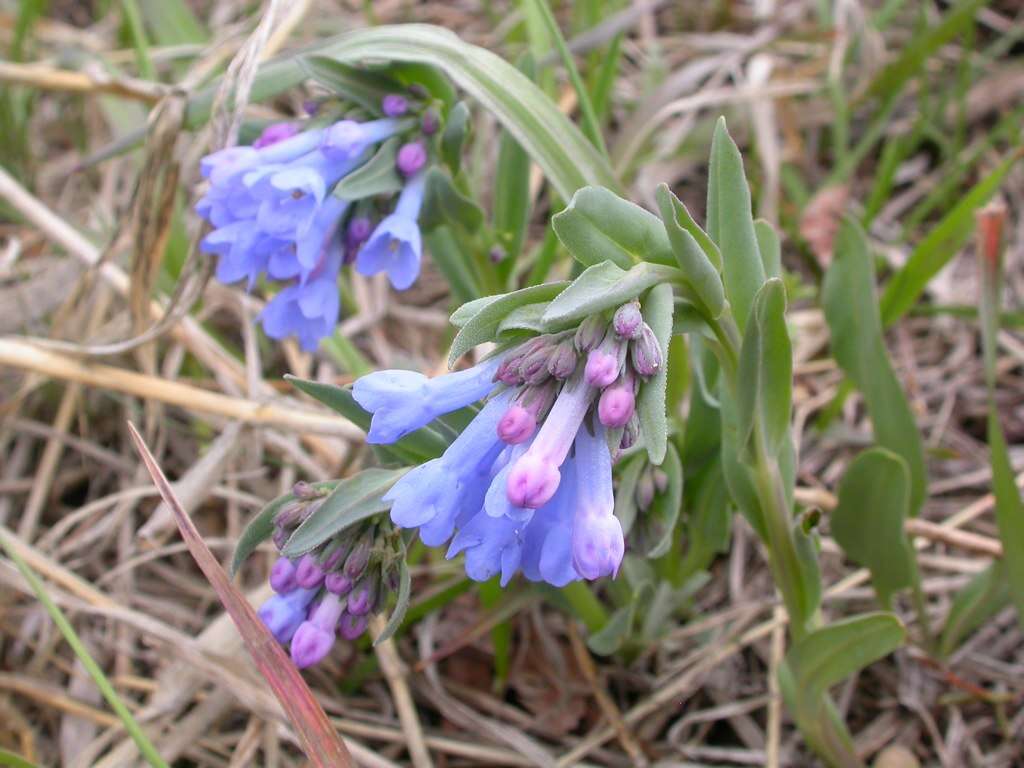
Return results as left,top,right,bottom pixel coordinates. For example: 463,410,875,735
353,354,503,444
257,586,319,644
446,508,525,586
520,458,580,587
384,391,512,545
260,238,343,351
570,424,624,580
354,172,426,290
321,118,402,161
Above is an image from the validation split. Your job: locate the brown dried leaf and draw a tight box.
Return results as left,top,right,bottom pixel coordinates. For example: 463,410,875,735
800,184,849,267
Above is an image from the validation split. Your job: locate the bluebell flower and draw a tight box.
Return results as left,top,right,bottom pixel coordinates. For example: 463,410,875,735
354,302,664,588
260,237,343,352
353,354,503,444
384,391,512,546
257,586,319,644
355,172,426,290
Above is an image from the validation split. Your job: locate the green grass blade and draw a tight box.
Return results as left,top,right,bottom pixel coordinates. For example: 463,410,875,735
0,530,170,768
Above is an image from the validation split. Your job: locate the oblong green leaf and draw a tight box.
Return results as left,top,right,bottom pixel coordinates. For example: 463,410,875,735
421,167,484,232
231,481,339,575
831,448,915,608
552,186,675,269
988,412,1024,629
706,117,765,331
283,468,407,557
754,219,782,280
440,101,471,174
542,261,679,325
448,282,568,365
656,183,724,318
824,219,927,513
333,137,403,200
302,56,401,112
493,53,535,270
637,283,674,464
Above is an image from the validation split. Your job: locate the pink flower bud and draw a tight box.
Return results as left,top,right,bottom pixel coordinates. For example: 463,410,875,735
338,611,369,640
631,323,662,377
253,122,299,148
396,141,428,177
598,385,635,428
585,349,619,388
294,553,325,588
506,453,561,509
497,405,537,444
325,572,354,595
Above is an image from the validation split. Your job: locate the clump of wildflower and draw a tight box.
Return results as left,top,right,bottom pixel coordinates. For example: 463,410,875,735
256,485,403,668
353,300,664,586
196,90,439,351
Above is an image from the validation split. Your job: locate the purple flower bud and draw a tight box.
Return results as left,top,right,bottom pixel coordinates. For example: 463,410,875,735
343,536,372,580
381,93,409,117
303,99,320,116
519,345,553,386
635,468,656,511
421,109,440,135
497,405,537,445
631,323,662,377
253,122,300,149
319,541,350,572
347,576,377,616
489,246,506,264
408,84,428,99
290,592,345,668
294,553,325,589
325,572,354,595
346,216,373,251
547,338,578,380
396,141,428,177
575,315,606,353
269,557,298,593
612,302,643,339
585,349,620,388
272,525,290,551
273,499,305,528
338,611,369,640
293,481,318,499
620,414,640,450
653,469,669,494
572,512,625,579
598,383,635,428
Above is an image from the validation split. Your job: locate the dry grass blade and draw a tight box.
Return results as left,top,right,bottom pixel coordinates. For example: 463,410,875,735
125,422,353,768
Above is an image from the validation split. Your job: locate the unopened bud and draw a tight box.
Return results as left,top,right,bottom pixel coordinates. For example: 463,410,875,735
652,468,669,494
613,301,643,339
343,535,373,580
381,93,409,117
338,611,369,640
347,575,378,616
421,108,441,135
269,557,297,593
620,414,640,450
575,315,606,353
519,344,553,386
631,323,662,377
598,382,635,428
497,405,537,444
396,141,428,177
547,337,578,379
489,245,506,263
635,468,656,511
325,572,354,595
295,553,325,588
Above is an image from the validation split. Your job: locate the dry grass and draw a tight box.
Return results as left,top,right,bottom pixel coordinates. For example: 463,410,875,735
1,1,1023,766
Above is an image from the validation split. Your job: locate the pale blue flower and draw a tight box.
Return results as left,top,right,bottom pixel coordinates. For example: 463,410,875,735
355,172,426,290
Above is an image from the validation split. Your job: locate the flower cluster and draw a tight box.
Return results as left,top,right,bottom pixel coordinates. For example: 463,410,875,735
256,482,399,668
353,299,663,587
197,94,435,351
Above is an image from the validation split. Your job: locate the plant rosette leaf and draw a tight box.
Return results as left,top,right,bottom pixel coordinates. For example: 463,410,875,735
542,261,681,326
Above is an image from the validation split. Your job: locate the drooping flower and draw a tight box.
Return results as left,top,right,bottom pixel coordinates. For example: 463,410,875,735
354,172,427,290
353,299,663,587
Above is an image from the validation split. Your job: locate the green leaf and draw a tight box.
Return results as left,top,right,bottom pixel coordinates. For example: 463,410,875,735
940,562,1009,657
586,602,635,655
824,219,927,513
424,226,480,304
541,260,679,326
755,219,782,280
988,412,1024,629
440,101,471,174
706,117,765,331
448,282,567,365
0,749,41,768
656,183,724,318
879,150,1022,326
613,453,646,535
719,387,766,539
640,443,683,558
669,196,721,271
831,448,916,608
784,613,905,699
637,283,674,464
450,294,500,327
374,558,412,646
736,279,791,458
496,302,568,337
385,61,457,105
282,469,407,557
302,56,402,113
333,137,403,200
137,0,206,44
420,167,485,232
552,186,675,269
285,376,449,463
230,481,339,576
493,54,535,269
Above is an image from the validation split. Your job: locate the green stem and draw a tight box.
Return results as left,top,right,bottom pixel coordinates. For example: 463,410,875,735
0,531,169,768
